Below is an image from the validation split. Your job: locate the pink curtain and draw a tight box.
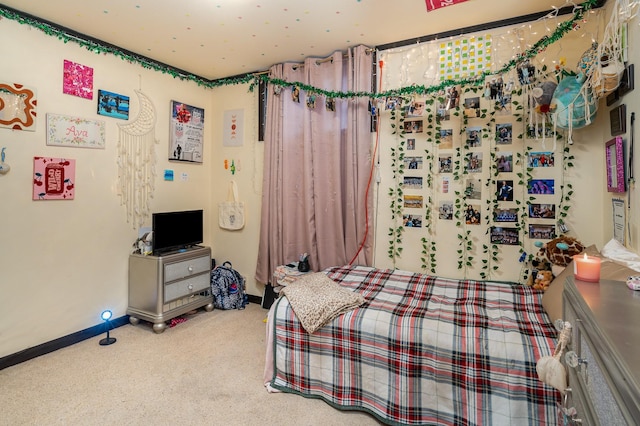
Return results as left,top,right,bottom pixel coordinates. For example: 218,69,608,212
255,45,373,284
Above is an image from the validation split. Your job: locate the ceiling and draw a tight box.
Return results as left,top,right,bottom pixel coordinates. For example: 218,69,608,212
1,1,590,80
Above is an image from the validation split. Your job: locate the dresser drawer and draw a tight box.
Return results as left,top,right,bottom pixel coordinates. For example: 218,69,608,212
164,273,210,303
164,255,210,283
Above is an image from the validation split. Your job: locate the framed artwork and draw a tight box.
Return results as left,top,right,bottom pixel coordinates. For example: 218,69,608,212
170,100,204,163
97,89,129,120
63,60,94,100
0,82,37,131
46,114,105,149
610,104,626,136
33,157,76,200
606,136,625,192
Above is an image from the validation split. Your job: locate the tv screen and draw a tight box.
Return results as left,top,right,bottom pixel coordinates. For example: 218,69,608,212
152,209,203,255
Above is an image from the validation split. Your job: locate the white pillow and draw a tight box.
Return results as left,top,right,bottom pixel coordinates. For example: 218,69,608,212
601,239,640,272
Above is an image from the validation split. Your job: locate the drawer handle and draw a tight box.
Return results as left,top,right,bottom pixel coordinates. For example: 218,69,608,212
565,351,587,368
188,265,194,273
188,284,193,291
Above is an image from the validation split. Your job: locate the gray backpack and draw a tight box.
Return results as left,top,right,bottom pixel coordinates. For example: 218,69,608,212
210,261,247,310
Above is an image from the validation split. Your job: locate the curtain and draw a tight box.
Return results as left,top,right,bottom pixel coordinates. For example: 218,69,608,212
255,45,373,284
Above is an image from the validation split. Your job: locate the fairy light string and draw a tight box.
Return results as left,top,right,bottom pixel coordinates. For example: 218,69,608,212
0,0,598,96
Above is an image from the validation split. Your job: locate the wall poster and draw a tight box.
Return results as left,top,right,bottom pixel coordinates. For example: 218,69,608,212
0,82,37,131
33,157,76,200
169,100,204,163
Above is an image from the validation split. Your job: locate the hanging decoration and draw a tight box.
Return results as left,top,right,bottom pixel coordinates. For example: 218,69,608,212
426,0,470,12
117,90,158,230
0,0,600,98
438,35,492,81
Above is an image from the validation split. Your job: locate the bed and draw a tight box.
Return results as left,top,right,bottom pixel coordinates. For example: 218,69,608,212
264,265,560,425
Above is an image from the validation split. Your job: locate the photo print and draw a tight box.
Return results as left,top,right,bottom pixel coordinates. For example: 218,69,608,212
529,224,556,240
517,61,537,86
529,203,556,219
463,96,481,118
496,123,513,144
439,128,453,149
407,100,426,117
405,156,423,170
403,176,423,189
528,151,555,167
495,92,512,115
466,152,483,173
484,75,504,101
386,97,401,110
496,180,514,201
404,194,424,209
439,201,454,220
97,89,129,120
527,123,555,139
403,119,424,133
491,227,520,245
439,154,453,173
437,97,451,121
464,176,482,200
528,179,555,195
466,126,482,147
403,214,423,228
406,138,416,151
495,152,513,172
493,208,518,223
444,85,460,110
326,97,336,112
465,204,481,225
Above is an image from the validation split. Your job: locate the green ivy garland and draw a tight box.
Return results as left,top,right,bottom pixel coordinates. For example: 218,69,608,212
0,0,598,97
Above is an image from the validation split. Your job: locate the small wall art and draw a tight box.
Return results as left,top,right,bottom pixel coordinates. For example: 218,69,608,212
63,60,94,100
0,82,37,131
46,113,105,149
97,89,130,120
33,157,76,200
170,100,204,163
606,136,625,192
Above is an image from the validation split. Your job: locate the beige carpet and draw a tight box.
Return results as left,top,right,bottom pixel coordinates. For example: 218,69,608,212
0,303,380,426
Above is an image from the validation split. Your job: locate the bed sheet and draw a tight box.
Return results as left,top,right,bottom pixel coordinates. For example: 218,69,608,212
266,265,561,425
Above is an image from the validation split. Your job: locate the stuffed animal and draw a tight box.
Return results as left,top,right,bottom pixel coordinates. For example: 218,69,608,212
533,270,554,291
526,257,553,287
535,235,585,268
531,81,557,114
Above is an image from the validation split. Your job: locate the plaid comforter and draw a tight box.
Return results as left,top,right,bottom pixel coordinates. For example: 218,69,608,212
270,265,560,425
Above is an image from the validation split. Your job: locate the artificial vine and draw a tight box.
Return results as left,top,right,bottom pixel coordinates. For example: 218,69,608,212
387,103,408,264
0,0,600,97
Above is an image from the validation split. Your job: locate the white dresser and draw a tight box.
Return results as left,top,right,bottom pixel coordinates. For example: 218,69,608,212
562,276,640,425
127,246,214,333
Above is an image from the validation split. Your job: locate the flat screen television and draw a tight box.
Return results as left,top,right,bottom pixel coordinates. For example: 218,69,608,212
152,209,203,255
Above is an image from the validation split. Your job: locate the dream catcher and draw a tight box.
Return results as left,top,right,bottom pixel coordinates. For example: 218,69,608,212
117,90,158,230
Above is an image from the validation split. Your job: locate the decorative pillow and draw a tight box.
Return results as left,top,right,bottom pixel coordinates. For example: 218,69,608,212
281,272,365,334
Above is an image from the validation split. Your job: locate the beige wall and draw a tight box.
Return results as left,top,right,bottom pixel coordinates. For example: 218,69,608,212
2,2,639,358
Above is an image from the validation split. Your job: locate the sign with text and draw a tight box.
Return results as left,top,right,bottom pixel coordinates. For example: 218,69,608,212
46,113,105,149
426,0,469,12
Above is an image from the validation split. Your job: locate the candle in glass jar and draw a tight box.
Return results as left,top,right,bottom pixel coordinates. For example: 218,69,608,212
573,253,601,282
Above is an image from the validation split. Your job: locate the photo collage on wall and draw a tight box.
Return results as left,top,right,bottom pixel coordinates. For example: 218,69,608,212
398,65,561,244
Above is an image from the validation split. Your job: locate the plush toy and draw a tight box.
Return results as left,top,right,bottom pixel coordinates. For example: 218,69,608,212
535,235,585,268
526,257,553,287
552,72,598,131
533,270,554,291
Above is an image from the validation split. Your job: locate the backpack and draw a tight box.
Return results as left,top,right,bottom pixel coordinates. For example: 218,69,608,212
210,261,247,310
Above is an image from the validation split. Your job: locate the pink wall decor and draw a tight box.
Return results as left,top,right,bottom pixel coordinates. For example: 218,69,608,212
425,0,469,12
0,82,37,131
33,157,76,200
63,60,94,100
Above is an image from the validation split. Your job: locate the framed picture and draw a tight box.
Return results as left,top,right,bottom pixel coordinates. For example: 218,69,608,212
610,104,626,136
606,136,625,192
97,89,129,120
170,100,204,163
